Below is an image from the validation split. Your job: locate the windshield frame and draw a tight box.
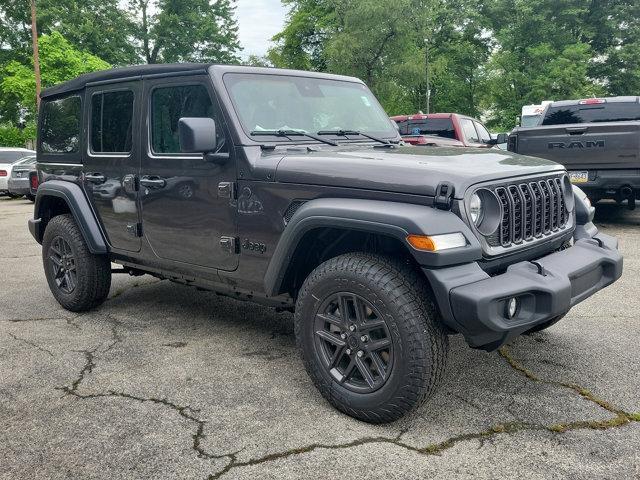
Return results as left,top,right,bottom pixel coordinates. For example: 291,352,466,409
219,71,399,146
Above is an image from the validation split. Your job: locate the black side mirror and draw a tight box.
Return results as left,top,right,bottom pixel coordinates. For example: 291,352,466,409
496,133,508,144
178,117,217,153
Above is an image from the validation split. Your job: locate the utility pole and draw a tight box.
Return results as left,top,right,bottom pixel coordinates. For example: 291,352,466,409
30,0,41,109
424,37,430,114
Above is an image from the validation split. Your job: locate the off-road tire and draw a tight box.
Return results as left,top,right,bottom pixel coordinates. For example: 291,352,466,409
42,214,111,311
524,313,566,334
295,253,449,423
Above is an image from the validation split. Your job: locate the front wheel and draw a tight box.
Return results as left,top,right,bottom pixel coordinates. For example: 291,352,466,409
42,214,112,311
295,253,449,423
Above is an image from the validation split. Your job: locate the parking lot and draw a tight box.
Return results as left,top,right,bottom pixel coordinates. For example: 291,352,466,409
1,196,638,479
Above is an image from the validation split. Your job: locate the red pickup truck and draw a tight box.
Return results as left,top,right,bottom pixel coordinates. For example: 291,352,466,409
390,113,502,148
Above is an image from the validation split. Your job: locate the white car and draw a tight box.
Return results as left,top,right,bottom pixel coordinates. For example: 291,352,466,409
0,148,36,196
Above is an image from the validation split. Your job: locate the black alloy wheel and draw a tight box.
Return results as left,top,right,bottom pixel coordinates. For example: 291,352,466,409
42,214,112,311
313,292,393,393
48,236,77,294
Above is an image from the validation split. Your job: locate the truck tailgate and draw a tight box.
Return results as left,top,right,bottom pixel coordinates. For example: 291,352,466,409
514,121,640,170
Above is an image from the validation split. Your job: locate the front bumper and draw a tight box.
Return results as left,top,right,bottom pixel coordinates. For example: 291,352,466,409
425,231,622,351
7,177,30,195
570,169,640,199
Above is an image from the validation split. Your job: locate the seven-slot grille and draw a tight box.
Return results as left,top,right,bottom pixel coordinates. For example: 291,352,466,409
488,176,569,248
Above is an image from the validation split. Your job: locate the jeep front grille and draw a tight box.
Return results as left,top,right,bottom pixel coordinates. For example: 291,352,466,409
488,176,570,248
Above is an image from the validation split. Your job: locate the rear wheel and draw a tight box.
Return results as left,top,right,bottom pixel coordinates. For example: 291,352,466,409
42,214,111,311
295,253,448,423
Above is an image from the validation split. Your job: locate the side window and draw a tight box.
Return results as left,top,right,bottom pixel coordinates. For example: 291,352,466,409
459,118,479,143
91,90,134,153
474,121,491,143
395,120,409,135
40,95,81,153
150,84,227,154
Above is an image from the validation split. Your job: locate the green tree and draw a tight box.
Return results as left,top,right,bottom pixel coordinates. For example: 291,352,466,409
269,0,490,116
128,0,240,64
481,0,607,129
1,31,110,120
0,0,137,66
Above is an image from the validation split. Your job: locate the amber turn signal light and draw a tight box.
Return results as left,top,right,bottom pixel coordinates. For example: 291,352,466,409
406,235,436,251
406,233,467,252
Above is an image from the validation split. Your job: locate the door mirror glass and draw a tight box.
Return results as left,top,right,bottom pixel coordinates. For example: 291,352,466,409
178,117,217,153
496,133,509,144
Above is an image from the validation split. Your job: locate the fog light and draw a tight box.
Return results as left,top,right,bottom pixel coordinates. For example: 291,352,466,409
506,297,519,319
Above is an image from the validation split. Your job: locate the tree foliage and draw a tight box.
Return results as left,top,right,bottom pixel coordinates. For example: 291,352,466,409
270,0,640,130
127,0,240,64
1,31,109,122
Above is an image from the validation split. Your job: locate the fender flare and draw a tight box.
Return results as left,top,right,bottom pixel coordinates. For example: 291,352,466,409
264,198,482,296
31,180,108,254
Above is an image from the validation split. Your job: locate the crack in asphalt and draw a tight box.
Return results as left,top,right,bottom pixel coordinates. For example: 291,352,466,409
497,346,638,432
2,316,71,323
50,313,638,479
56,321,238,466
204,346,640,479
7,331,55,357
65,388,238,463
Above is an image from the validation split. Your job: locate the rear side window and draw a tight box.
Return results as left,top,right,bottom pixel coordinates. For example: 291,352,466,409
91,90,134,153
542,102,640,125
151,84,217,154
40,95,81,153
398,118,456,139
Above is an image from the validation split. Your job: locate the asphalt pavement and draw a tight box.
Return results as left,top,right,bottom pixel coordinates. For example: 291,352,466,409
1,196,638,479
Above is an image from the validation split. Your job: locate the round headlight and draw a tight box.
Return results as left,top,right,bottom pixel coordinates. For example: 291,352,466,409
469,193,484,225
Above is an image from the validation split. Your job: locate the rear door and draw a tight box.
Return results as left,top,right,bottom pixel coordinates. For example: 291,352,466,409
83,82,141,252
138,75,238,271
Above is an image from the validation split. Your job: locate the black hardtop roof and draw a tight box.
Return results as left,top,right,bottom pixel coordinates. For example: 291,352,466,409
41,63,213,99
40,63,364,99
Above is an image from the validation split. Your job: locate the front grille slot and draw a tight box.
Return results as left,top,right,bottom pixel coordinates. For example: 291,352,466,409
486,175,570,248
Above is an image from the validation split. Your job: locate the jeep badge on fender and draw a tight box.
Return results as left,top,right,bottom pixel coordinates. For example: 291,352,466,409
28,64,623,423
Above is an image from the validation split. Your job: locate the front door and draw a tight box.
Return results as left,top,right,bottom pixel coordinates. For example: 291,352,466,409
139,75,238,271
83,82,141,252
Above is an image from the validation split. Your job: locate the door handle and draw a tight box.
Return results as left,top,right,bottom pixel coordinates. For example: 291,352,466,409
85,173,106,184
140,176,166,189
565,127,588,135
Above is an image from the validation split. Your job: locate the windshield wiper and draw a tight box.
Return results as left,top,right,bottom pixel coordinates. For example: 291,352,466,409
317,129,393,146
250,129,338,146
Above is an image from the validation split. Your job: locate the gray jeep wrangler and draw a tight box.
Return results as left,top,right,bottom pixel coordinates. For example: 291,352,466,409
29,64,623,423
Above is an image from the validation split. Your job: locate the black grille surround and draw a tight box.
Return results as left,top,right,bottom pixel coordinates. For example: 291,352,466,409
471,173,574,255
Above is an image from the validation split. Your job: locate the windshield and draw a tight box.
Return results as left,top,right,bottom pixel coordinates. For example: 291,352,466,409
223,73,397,140
0,151,35,164
396,118,456,139
520,115,541,127
542,102,640,125
15,156,36,166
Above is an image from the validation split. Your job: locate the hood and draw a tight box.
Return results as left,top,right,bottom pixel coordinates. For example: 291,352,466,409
274,145,563,198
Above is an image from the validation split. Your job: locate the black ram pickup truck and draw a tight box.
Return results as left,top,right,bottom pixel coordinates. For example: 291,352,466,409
508,96,640,208
28,64,622,423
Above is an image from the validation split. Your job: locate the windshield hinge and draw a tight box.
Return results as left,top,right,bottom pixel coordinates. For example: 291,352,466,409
434,182,455,210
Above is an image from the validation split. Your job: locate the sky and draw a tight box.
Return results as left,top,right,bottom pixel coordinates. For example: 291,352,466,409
235,0,288,58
